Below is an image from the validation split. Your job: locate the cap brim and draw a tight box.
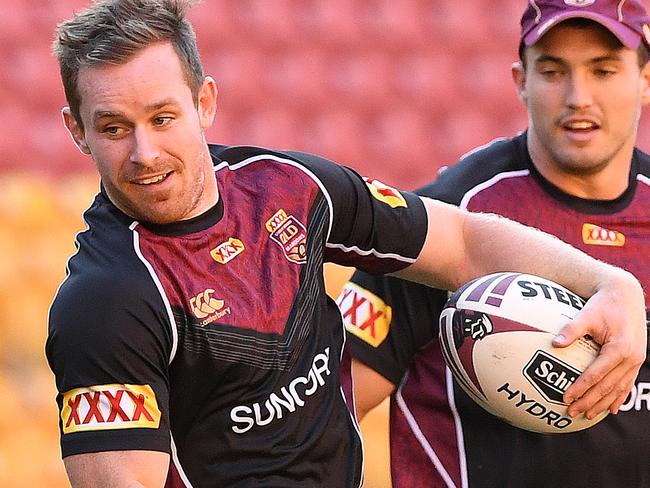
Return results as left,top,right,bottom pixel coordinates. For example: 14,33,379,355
523,11,641,49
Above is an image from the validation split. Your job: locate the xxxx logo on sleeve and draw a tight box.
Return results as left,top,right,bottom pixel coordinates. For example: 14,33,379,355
61,384,161,434
337,282,392,347
265,209,308,264
364,178,407,208
211,237,245,264
582,223,625,247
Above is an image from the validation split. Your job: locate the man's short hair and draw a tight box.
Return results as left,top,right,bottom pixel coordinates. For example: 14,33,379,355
518,18,650,71
53,0,204,128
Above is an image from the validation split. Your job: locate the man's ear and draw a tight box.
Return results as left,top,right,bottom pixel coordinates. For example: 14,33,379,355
62,107,91,155
511,61,528,104
198,76,218,130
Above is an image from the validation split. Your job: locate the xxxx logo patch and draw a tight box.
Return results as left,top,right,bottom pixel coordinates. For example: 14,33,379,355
211,237,245,264
337,282,392,347
364,178,407,208
61,384,161,434
582,223,625,247
265,209,307,264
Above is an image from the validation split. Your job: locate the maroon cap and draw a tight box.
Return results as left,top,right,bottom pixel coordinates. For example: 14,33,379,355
521,0,650,49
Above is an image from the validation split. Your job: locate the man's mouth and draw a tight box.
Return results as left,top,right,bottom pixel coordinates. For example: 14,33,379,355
132,171,172,185
562,120,599,131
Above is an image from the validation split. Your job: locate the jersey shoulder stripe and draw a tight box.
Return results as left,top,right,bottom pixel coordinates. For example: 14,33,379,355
418,133,529,205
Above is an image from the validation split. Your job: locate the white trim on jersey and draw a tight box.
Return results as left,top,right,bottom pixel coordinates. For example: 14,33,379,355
325,242,417,264
457,136,511,162
638,174,650,187
396,371,459,488
336,304,365,488
435,138,514,178
130,222,179,365
170,435,195,487
216,153,418,266
446,366,469,488
459,169,530,210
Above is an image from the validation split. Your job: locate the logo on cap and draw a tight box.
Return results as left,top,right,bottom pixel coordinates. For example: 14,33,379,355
564,0,595,6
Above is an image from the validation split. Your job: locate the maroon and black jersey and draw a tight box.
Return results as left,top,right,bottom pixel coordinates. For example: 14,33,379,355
341,132,650,488
46,144,428,487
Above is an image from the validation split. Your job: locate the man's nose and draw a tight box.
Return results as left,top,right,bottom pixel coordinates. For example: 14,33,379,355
129,128,161,166
566,72,593,110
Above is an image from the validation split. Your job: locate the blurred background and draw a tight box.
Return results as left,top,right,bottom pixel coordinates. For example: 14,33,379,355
1,0,649,486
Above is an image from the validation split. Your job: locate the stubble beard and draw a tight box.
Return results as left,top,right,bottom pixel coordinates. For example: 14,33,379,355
548,137,627,177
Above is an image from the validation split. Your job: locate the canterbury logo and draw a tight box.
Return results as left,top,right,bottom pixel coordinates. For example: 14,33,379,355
364,178,407,208
582,223,625,247
211,237,245,264
61,384,161,434
190,289,231,325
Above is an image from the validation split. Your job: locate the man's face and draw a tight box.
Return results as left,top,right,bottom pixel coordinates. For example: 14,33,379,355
513,23,650,184
64,42,217,224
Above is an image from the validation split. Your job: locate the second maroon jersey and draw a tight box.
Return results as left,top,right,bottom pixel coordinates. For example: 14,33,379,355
342,132,650,488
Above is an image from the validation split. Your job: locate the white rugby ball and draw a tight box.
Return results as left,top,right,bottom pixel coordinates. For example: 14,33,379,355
439,272,608,433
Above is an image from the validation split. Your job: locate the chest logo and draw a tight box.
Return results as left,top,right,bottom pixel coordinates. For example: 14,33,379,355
265,209,307,264
364,178,407,208
582,223,625,247
211,237,245,264
190,289,232,325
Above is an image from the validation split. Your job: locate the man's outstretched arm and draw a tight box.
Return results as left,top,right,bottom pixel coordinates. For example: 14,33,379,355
394,197,646,419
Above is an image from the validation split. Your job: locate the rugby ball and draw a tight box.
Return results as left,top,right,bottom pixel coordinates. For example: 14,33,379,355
439,272,608,433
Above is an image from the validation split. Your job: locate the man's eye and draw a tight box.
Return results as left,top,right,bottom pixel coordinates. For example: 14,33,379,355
103,126,124,135
595,69,616,77
154,117,172,126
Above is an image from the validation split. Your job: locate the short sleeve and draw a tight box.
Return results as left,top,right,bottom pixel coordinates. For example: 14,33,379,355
46,267,173,457
281,150,428,274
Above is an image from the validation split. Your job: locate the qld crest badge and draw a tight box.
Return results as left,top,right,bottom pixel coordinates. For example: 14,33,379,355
265,209,308,264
